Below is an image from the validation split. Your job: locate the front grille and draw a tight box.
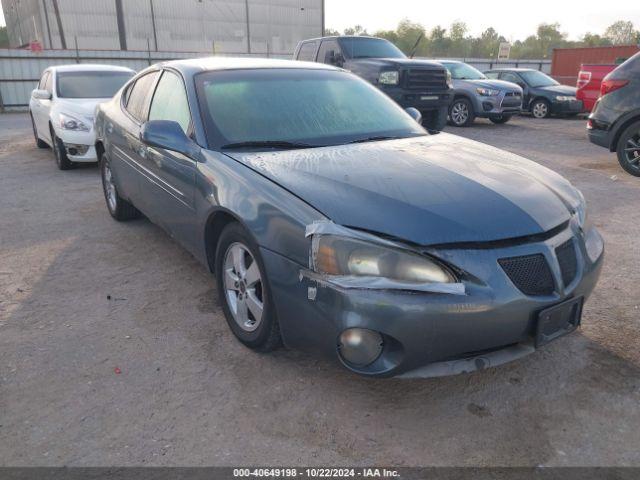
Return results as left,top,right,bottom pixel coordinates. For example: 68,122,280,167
499,254,555,296
404,69,447,90
556,239,578,287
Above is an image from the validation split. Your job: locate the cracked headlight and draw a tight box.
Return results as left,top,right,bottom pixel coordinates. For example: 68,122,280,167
476,87,500,96
379,71,399,85
312,235,455,284
59,112,90,131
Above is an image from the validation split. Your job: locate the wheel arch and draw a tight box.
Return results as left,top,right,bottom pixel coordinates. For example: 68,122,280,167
610,113,640,152
204,208,249,274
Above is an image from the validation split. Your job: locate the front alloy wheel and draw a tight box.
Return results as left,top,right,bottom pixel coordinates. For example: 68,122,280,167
100,155,141,220
215,223,281,351
223,243,264,332
617,121,640,177
449,99,474,127
531,100,550,119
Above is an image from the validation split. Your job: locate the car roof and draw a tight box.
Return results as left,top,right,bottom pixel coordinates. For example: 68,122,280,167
49,64,135,73
159,56,340,76
299,35,388,43
485,68,536,72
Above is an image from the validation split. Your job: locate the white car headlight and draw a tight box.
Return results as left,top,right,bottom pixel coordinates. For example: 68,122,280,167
476,87,500,97
312,235,455,284
446,69,453,88
556,96,576,102
378,71,400,85
59,112,90,132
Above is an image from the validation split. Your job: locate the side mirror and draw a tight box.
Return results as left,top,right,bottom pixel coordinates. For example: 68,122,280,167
405,107,422,124
140,120,200,159
32,89,52,100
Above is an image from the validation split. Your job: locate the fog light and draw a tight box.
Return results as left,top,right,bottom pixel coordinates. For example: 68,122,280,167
338,328,383,367
585,227,604,262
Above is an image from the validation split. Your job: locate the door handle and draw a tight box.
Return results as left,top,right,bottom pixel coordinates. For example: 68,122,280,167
107,122,114,134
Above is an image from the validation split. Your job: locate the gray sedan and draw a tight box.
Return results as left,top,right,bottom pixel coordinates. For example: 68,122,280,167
95,58,604,378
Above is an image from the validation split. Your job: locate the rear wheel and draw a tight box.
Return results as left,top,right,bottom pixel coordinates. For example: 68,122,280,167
489,114,512,124
421,106,447,134
50,127,74,170
215,222,282,352
616,120,640,177
31,115,48,148
531,99,550,119
448,98,474,127
101,154,141,220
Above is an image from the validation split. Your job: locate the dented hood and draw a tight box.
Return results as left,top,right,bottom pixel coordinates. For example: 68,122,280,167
225,135,581,246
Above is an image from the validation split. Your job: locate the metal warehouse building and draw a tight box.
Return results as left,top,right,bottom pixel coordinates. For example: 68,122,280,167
1,0,324,55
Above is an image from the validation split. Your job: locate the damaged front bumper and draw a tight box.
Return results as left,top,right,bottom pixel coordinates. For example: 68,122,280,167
260,221,604,378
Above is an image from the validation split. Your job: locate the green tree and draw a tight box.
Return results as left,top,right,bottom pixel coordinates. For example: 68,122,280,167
343,25,368,36
604,21,638,45
0,26,9,48
581,32,612,47
324,28,340,36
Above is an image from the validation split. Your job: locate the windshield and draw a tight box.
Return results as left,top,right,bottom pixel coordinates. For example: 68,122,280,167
339,37,406,59
519,70,559,88
196,69,425,149
443,62,486,80
56,71,134,98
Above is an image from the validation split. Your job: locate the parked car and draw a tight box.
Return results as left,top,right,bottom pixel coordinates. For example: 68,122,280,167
29,64,135,170
577,64,617,112
438,60,522,127
293,36,451,132
485,68,583,118
95,57,603,378
588,52,640,176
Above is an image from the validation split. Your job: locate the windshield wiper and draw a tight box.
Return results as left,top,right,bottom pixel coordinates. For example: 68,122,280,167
220,140,318,150
346,135,405,144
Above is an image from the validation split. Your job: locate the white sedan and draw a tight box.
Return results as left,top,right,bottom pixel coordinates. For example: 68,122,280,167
29,64,134,170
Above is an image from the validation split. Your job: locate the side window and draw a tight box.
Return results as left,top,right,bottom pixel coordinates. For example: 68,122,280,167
39,71,50,89
297,41,318,62
317,40,340,64
484,71,499,79
148,70,191,134
501,72,522,85
43,72,53,93
125,71,160,122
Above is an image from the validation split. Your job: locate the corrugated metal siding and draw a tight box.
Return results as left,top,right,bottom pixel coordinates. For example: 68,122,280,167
0,48,290,110
3,0,322,54
551,45,640,85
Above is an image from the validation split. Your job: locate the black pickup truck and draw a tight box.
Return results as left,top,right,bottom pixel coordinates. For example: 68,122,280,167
293,36,452,132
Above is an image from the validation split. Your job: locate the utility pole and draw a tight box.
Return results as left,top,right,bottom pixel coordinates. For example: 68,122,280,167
114,0,128,50
245,0,251,54
51,0,66,49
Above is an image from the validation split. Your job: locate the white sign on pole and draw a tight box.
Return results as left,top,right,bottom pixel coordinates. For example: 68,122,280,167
498,42,511,60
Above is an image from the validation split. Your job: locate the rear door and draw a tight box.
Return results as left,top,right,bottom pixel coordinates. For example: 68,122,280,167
295,40,319,62
139,69,197,251
109,70,160,207
316,39,342,66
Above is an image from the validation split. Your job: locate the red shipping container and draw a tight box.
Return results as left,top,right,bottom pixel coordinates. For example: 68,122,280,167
551,45,639,85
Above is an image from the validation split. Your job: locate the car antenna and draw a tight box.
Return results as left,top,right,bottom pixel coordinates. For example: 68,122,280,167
409,33,424,59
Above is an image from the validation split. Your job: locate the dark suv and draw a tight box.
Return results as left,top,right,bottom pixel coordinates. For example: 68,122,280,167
587,52,640,177
294,36,452,132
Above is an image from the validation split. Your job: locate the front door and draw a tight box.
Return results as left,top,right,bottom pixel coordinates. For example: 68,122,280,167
139,69,197,252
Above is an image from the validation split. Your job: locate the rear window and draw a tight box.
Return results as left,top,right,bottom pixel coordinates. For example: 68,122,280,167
297,42,318,61
56,71,134,98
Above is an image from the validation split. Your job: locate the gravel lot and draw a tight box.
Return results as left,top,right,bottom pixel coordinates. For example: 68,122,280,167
1,113,639,467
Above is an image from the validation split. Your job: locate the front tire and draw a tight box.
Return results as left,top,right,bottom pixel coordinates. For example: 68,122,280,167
616,120,640,177
531,99,551,119
448,98,474,127
215,222,282,352
50,127,74,170
489,114,512,124
101,154,141,220
31,115,48,148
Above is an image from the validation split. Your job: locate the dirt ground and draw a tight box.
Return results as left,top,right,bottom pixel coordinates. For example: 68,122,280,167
1,113,639,467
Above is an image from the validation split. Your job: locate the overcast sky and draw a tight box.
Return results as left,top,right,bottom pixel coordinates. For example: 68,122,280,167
325,0,639,41
1,1,638,40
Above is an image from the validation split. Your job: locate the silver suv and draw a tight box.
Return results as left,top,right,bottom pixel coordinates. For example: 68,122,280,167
439,60,523,127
